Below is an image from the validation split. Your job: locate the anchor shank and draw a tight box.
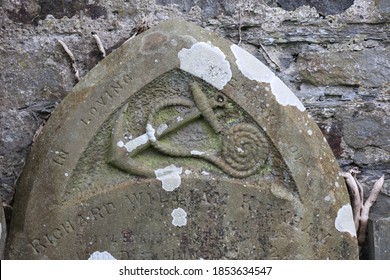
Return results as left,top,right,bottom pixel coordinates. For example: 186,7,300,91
155,107,202,139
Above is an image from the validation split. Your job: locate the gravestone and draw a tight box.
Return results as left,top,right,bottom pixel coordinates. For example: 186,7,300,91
6,20,358,259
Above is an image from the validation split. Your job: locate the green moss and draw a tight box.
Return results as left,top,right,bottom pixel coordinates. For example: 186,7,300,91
227,102,235,109
225,103,245,125
227,117,239,124
153,107,180,124
260,161,272,176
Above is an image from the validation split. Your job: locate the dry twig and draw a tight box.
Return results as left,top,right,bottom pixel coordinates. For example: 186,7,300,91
238,5,243,45
340,170,362,230
259,43,281,71
358,175,385,245
341,168,385,246
92,33,106,58
58,39,80,82
130,16,152,39
32,121,46,143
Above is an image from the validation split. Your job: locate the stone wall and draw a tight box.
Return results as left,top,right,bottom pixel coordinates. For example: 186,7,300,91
0,0,389,258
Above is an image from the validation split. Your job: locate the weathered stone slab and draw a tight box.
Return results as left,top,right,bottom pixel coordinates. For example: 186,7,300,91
368,217,390,259
6,20,358,259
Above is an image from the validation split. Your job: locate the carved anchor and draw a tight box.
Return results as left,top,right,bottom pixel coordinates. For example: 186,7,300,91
109,82,269,178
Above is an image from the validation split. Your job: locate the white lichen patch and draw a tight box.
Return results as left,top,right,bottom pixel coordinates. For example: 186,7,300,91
155,164,183,191
88,251,116,260
270,77,306,112
324,193,335,204
178,42,232,90
156,123,168,136
335,204,357,237
171,208,187,227
191,150,204,155
123,134,149,153
184,169,192,175
146,124,156,142
230,44,305,112
201,171,210,176
307,129,313,136
230,44,274,83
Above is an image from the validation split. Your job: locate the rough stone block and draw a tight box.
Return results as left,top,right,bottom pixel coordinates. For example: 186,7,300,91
368,217,390,259
277,0,355,15
298,49,390,87
5,20,358,260
375,0,390,13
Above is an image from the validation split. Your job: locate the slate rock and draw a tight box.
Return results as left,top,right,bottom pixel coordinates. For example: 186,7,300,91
343,115,390,152
368,217,390,259
298,48,390,87
375,0,390,14
277,0,355,15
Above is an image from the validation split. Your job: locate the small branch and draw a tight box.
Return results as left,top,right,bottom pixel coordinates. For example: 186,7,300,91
238,5,242,45
341,171,362,230
350,167,364,209
32,121,45,143
358,175,385,245
58,39,75,62
130,16,152,39
72,64,80,82
129,32,138,40
353,174,364,205
58,39,80,82
259,43,281,71
342,167,385,247
92,33,106,58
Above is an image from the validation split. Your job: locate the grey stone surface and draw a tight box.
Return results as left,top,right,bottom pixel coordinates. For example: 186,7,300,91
156,0,238,17
5,20,358,260
277,0,355,15
375,0,390,13
368,217,390,259
343,115,390,152
297,48,390,87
